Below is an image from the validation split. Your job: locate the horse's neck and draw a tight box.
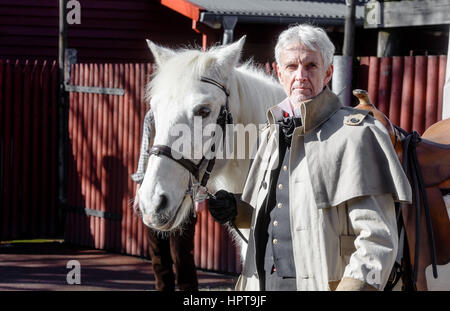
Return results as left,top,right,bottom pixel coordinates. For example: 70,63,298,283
207,66,285,193
230,66,285,125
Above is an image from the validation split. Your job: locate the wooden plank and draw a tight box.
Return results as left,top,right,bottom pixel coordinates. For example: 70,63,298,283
194,211,201,267
425,56,439,130
412,56,427,134
388,56,404,126
12,60,23,239
357,56,370,93
117,63,125,253
130,63,138,256
40,61,51,235
214,221,220,271
2,61,13,240
87,62,96,248
207,212,214,270
93,63,101,250
21,61,32,236
400,56,415,132
50,60,58,236
377,57,392,115
367,56,379,106
200,208,208,269
30,61,40,237
365,0,450,28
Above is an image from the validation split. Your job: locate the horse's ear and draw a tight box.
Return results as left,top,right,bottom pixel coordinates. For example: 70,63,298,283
214,36,246,72
146,39,176,66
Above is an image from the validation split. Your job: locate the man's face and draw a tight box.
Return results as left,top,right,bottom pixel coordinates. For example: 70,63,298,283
277,43,333,104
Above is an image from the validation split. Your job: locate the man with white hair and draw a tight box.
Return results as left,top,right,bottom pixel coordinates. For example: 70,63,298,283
208,24,412,291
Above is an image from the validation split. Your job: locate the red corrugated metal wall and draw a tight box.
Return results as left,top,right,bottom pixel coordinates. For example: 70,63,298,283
357,55,447,134
0,59,60,240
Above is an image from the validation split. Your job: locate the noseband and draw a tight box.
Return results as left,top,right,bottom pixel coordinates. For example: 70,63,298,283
150,76,233,202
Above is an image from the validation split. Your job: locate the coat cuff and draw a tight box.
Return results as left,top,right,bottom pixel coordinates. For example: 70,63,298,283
335,277,378,291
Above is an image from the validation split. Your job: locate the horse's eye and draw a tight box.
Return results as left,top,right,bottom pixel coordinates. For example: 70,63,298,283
195,106,211,118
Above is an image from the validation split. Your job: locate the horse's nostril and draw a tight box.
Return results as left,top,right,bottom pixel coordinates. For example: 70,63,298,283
155,194,168,212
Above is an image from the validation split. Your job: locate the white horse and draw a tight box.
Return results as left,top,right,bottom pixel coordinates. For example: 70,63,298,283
137,37,285,253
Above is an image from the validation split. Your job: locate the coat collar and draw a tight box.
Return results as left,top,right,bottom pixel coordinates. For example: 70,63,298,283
267,87,343,135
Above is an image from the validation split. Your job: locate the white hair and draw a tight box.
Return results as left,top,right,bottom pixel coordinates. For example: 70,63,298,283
275,24,335,69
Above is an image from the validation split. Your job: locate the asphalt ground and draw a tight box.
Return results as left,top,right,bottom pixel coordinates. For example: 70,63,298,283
0,240,238,291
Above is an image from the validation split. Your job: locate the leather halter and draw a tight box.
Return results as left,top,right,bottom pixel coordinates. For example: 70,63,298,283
150,76,232,196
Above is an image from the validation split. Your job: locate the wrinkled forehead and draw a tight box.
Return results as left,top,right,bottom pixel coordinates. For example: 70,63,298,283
281,42,324,66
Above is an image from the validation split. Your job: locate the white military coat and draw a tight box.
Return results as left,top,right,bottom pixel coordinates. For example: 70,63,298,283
235,88,412,291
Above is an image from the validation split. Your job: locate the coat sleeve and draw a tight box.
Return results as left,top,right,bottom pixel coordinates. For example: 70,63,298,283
131,109,154,184
337,193,398,291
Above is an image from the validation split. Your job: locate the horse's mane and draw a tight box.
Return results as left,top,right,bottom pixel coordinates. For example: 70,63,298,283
146,47,284,117
232,61,285,125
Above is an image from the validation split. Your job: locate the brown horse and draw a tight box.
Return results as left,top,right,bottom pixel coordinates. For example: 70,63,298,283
353,89,450,291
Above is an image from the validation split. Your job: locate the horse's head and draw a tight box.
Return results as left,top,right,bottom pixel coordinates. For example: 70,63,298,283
138,37,246,231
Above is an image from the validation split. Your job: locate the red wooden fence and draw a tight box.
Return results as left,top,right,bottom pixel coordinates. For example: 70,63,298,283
0,59,59,240
357,55,447,134
1,56,446,275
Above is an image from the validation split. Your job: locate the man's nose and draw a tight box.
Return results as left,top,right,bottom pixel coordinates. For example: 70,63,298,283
294,66,307,81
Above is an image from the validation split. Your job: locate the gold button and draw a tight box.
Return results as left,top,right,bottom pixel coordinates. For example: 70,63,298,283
273,239,278,245
277,203,282,208
273,220,278,227
283,165,288,171
278,184,283,190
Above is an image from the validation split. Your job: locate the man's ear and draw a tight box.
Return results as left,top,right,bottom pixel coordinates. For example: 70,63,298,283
146,39,176,67
277,63,282,83
324,64,333,86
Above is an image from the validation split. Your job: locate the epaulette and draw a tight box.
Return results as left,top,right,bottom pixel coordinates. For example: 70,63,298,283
343,108,373,126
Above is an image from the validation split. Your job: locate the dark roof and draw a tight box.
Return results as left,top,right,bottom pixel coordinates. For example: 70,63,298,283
188,0,366,25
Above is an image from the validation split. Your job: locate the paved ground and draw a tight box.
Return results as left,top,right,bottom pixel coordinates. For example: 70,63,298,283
0,241,238,291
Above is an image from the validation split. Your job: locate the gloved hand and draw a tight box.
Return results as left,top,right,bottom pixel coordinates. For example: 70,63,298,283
207,190,237,224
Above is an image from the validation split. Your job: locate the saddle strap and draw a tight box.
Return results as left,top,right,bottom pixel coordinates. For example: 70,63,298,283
400,129,438,285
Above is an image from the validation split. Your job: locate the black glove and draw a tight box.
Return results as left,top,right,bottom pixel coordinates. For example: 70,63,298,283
207,190,237,224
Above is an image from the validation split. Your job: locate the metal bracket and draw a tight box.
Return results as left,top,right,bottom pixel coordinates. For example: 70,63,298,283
65,84,125,95
63,48,124,96
64,204,122,221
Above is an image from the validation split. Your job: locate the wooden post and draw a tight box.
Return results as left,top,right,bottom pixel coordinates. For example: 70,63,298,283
335,0,356,106
343,0,356,58
58,0,69,213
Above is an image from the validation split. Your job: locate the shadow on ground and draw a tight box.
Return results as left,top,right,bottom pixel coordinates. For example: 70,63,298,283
0,242,237,291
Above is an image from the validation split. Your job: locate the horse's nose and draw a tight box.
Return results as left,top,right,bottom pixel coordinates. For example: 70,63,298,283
154,194,168,212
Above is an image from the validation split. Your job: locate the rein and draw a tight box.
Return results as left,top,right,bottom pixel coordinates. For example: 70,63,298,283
391,125,438,289
150,76,248,243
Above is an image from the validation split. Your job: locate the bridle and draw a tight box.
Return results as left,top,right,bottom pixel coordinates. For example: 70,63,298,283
149,76,232,214
149,76,249,243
